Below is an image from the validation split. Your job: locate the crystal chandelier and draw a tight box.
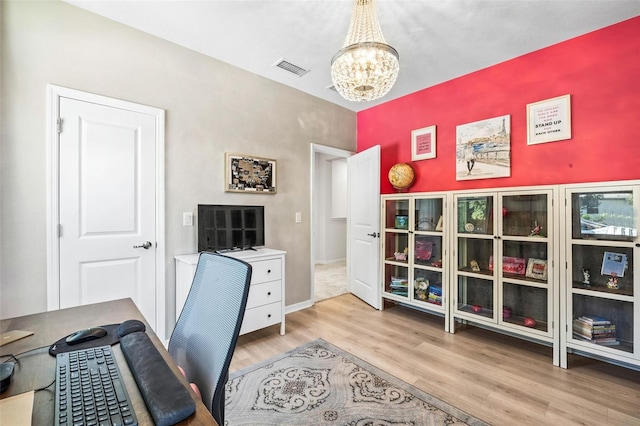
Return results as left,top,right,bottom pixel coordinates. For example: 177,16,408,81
331,0,399,102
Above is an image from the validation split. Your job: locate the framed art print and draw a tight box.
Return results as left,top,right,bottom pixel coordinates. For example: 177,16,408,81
225,153,277,193
411,125,436,161
456,115,510,181
527,94,572,145
526,258,548,280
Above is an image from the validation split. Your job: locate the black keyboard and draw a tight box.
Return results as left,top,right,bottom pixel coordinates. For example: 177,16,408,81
55,346,138,426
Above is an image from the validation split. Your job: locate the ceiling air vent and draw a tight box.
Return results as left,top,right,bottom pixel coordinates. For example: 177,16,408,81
273,58,310,77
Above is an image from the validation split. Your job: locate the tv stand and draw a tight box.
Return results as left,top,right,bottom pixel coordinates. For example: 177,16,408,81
175,248,286,336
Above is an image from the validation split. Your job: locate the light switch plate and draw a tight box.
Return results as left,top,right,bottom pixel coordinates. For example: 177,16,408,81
295,212,302,223
183,212,193,227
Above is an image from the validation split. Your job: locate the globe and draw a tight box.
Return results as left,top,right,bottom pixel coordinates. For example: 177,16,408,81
388,163,415,191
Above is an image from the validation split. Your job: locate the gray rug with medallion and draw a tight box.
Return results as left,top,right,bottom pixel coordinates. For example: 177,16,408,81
225,339,489,425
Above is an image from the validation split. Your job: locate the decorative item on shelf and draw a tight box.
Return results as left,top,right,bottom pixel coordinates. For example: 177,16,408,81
470,260,480,272
416,217,435,231
490,256,526,275
523,317,537,328
464,222,475,232
415,239,433,261
414,278,429,301
388,163,415,192
581,267,591,286
431,259,442,268
394,215,409,229
330,0,399,102
471,305,482,313
393,247,408,261
502,306,512,319
525,258,548,280
606,273,619,289
435,215,444,231
529,220,543,237
601,252,627,277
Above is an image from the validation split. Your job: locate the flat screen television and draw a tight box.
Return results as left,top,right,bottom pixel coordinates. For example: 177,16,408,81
197,204,265,252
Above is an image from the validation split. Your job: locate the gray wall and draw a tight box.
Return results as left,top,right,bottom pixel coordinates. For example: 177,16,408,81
0,1,356,334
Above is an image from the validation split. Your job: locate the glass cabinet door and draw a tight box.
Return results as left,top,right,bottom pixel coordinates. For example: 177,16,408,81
567,187,637,357
455,195,496,320
498,192,552,334
383,198,410,300
412,197,444,308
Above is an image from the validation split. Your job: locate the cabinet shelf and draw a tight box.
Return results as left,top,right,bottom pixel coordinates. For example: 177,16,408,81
458,304,493,319
502,315,548,333
571,285,634,301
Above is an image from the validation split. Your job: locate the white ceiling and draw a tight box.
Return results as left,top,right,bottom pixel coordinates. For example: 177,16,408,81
65,1,639,112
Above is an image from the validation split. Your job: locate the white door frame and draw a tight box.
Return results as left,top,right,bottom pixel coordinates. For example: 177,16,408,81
310,144,353,304
46,84,166,339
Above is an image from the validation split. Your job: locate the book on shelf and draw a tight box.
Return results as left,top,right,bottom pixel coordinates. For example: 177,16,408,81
572,333,620,346
577,315,611,325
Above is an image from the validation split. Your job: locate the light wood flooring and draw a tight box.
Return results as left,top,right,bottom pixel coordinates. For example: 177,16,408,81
231,294,640,426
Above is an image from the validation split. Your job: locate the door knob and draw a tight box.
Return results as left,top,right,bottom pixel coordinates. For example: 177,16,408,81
133,241,152,249
366,232,379,237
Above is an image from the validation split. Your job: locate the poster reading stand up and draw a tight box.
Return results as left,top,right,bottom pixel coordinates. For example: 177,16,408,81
526,94,572,145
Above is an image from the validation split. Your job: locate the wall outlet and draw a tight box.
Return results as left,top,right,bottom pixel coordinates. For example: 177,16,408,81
183,212,194,227
295,212,302,223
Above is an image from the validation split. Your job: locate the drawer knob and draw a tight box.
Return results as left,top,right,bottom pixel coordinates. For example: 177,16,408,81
267,269,271,273
267,314,271,318
267,292,272,296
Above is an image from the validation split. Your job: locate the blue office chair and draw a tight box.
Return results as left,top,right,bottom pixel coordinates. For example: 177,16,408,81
168,252,252,425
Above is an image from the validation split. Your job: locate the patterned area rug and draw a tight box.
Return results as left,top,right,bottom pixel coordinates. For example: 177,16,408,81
225,339,489,425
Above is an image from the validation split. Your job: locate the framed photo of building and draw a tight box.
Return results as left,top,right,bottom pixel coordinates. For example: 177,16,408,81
225,153,277,193
526,94,572,145
411,125,436,161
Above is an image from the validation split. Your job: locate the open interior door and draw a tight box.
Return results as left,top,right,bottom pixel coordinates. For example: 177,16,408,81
347,145,381,309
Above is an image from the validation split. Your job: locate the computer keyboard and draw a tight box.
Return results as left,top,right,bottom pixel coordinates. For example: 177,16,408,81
55,345,138,426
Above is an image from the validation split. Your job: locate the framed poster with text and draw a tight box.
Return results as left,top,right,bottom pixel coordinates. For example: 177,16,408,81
527,94,572,145
411,125,436,161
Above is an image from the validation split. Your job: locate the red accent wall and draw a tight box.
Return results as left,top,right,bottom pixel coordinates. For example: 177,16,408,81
357,17,640,194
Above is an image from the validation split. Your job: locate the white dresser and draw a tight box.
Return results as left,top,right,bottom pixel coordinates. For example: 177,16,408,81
174,248,286,335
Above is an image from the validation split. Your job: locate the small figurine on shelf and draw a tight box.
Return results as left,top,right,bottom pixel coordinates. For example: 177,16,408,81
607,273,619,289
582,268,591,286
529,220,543,237
470,260,480,272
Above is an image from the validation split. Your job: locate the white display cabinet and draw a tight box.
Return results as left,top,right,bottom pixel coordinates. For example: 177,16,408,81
561,181,639,370
380,193,450,331
451,188,560,365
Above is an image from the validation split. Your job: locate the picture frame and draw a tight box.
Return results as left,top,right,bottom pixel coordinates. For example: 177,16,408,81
601,251,627,277
526,258,548,280
526,94,572,145
411,125,436,161
456,115,510,181
225,153,277,194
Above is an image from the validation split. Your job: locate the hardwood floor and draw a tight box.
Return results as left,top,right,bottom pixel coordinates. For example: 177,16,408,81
231,294,640,426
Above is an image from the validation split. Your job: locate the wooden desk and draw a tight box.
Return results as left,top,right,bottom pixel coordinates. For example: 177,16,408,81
0,298,216,425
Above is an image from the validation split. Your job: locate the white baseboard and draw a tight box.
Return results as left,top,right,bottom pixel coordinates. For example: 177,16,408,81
285,299,313,314
314,258,346,266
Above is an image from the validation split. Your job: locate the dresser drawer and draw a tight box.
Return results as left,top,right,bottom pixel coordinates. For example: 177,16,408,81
246,281,282,309
250,259,282,284
240,301,282,335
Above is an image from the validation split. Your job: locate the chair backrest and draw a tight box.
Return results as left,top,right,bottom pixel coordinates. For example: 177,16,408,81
168,252,252,424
